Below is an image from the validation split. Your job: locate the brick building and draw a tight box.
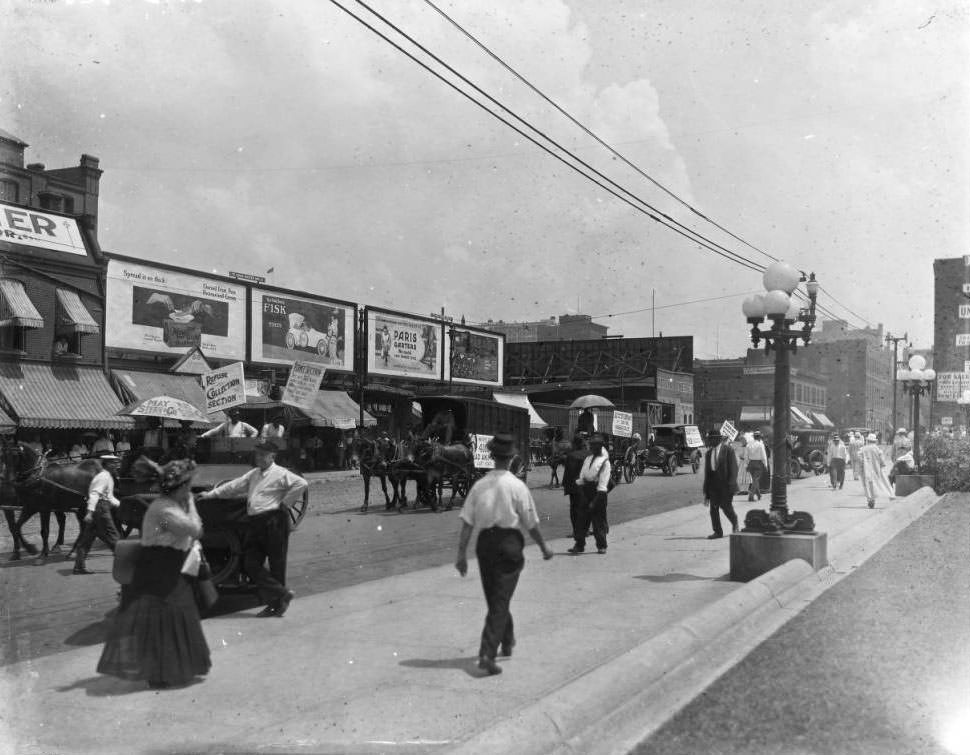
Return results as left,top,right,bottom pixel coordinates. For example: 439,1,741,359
931,255,970,431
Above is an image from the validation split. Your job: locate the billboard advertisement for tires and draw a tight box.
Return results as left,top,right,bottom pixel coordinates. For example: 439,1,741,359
444,326,504,387
105,258,246,359
366,308,441,381
250,289,355,372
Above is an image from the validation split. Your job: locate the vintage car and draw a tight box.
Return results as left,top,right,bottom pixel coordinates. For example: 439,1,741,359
637,423,705,476
789,427,831,478
285,312,339,357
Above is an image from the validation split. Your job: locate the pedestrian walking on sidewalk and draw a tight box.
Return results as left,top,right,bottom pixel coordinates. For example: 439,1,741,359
825,433,849,490
848,431,864,480
562,433,589,552
455,434,553,676
73,452,122,575
197,440,307,617
703,430,739,539
745,430,768,501
98,457,210,689
574,433,612,554
859,433,894,508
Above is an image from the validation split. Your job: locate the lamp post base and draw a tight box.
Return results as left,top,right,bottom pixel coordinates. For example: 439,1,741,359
744,508,816,534
730,530,828,582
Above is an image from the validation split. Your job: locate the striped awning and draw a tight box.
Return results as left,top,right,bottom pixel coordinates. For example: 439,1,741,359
0,405,14,434
0,279,43,328
0,362,135,429
790,406,814,426
55,288,100,334
739,405,772,423
811,411,835,428
302,390,376,429
493,392,548,429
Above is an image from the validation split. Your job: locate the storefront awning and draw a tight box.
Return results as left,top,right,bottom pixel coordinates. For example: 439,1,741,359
810,411,835,428
0,363,135,429
0,279,43,328
739,405,772,423
55,288,100,334
111,369,222,428
790,406,814,426
493,392,547,429
302,390,376,429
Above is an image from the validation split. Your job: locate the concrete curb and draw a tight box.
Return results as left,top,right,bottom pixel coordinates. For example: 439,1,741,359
448,486,941,755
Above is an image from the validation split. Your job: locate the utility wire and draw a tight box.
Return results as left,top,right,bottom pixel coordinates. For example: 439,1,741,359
420,0,779,265
589,291,753,319
333,0,765,274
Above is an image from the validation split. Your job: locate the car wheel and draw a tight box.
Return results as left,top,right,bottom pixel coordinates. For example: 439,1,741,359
316,339,327,355
285,332,296,349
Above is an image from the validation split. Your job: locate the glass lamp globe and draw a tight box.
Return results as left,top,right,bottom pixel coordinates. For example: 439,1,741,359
908,354,927,371
742,294,766,320
762,261,801,295
763,290,791,316
785,299,801,322
924,369,936,382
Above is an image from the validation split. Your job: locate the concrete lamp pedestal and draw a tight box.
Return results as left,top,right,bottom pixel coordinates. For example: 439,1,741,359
730,531,828,582
894,474,935,498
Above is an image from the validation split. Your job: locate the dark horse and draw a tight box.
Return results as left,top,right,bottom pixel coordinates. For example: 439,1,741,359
2,443,101,561
412,438,475,512
355,434,397,513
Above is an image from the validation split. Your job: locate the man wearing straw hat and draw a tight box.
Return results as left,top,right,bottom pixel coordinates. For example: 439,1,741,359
455,433,553,676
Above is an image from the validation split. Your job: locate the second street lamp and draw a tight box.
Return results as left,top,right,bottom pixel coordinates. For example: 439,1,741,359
741,261,820,531
896,354,935,469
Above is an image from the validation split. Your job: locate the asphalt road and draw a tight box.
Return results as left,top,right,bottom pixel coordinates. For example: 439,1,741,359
0,463,707,667
633,492,970,755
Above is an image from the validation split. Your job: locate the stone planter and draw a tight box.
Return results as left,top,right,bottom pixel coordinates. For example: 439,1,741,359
894,473,936,497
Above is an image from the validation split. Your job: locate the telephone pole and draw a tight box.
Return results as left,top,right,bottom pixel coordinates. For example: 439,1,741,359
885,331,908,433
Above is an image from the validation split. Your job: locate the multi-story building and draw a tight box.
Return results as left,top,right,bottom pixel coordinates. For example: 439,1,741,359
483,313,607,342
0,129,133,446
932,256,970,431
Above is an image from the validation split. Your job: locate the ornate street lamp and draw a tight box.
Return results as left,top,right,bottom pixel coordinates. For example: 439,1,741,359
741,261,820,530
896,354,936,468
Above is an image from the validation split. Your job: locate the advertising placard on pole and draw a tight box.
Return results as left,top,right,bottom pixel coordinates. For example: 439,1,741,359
611,410,633,438
282,361,326,412
472,434,495,469
202,362,247,414
719,420,738,441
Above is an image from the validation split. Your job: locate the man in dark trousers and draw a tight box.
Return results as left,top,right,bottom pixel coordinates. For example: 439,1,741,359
73,452,122,574
703,429,739,539
197,440,307,617
455,434,553,675
562,433,589,552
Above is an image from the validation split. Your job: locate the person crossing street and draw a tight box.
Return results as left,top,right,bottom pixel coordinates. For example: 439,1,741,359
73,452,122,575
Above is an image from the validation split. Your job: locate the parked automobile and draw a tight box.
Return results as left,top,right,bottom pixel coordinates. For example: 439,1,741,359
636,423,705,476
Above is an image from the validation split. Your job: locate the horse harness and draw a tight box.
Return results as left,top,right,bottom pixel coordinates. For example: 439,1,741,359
12,445,87,499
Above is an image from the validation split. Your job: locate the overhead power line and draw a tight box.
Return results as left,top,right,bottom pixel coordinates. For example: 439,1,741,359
331,0,765,274
420,0,779,266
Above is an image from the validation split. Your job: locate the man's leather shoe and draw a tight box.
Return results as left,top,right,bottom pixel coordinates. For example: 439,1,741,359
478,657,502,675
72,566,94,575
256,605,277,618
707,533,723,539
567,546,584,554
275,590,295,617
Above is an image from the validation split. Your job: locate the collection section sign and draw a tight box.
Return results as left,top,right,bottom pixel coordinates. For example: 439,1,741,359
445,326,504,387
0,200,87,255
366,308,441,380
105,259,246,359
202,362,246,414
282,361,326,411
250,288,355,372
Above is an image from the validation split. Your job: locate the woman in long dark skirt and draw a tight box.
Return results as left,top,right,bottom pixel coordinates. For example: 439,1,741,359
98,458,211,688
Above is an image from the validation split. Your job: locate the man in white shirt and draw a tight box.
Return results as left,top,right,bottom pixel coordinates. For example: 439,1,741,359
573,433,612,555
825,433,849,490
455,434,553,675
73,452,122,575
199,408,258,439
745,430,768,501
197,440,307,617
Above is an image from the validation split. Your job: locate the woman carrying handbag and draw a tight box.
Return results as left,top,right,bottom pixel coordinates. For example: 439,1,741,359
98,457,211,689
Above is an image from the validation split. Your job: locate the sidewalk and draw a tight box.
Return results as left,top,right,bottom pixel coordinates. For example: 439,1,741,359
0,475,939,755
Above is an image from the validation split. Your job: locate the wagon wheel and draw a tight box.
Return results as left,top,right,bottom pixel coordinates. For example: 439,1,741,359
200,529,242,586
286,486,310,531
807,450,825,474
285,332,296,349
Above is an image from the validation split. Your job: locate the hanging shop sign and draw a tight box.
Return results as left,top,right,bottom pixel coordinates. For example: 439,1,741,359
281,361,326,411
444,326,504,387
0,200,87,255
250,288,355,372
472,434,495,470
202,362,247,413
105,258,246,359
366,307,442,381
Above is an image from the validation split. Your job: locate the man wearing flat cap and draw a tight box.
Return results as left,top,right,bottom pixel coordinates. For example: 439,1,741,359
73,452,122,575
197,440,307,617
455,433,553,675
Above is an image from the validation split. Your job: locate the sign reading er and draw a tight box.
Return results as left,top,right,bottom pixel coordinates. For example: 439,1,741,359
0,200,87,255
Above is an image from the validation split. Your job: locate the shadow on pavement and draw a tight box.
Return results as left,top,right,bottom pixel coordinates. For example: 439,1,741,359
64,620,110,648
399,656,481,678
56,675,203,697
635,572,713,583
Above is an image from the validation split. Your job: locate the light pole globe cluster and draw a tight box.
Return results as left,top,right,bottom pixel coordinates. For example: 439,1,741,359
739,261,820,530
896,354,936,469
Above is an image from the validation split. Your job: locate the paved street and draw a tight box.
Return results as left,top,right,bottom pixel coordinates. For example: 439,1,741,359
0,464,705,666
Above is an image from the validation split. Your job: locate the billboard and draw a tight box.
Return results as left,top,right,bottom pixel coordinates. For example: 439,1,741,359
366,308,442,381
105,259,246,359
250,288,355,372
444,326,504,387
0,200,88,256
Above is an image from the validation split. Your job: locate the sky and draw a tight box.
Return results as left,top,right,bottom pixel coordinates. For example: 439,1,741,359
2,0,967,358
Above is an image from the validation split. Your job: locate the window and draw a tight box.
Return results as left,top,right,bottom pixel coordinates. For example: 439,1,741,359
0,180,18,203
53,334,82,359
0,325,26,353
38,192,63,212
62,196,75,214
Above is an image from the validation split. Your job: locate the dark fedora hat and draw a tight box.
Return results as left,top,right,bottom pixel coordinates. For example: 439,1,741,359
254,440,280,454
588,432,607,444
486,433,517,458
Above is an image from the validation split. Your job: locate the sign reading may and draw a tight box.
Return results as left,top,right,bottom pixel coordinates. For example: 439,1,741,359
202,362,247,414
282,361,326,411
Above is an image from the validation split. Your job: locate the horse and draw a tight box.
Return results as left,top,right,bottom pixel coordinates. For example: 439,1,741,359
2,443,101,561
386,438,430,511
412,438,475,512
355,434,396,513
